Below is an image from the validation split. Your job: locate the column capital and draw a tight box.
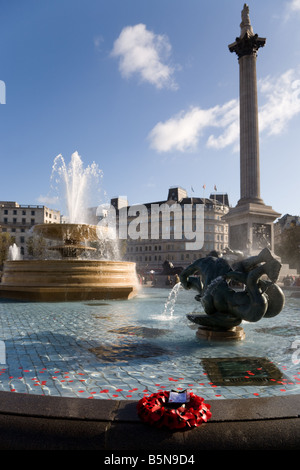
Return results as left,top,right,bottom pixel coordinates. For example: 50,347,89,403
228,33,266,59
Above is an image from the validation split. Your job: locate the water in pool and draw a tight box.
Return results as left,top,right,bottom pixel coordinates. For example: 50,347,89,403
0,286,299,401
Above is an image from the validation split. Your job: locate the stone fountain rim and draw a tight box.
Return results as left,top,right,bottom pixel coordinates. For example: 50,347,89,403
0,389,298,450
3,259,136,265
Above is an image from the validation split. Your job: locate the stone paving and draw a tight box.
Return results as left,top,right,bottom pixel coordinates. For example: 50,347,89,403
0,287,299,401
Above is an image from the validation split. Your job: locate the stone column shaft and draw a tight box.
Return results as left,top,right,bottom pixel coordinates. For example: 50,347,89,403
239,53,261,203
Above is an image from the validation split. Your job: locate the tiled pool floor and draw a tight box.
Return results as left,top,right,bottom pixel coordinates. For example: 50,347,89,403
0,287,299,401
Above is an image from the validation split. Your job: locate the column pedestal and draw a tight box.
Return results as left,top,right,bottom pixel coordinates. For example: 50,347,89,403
224,201,280,255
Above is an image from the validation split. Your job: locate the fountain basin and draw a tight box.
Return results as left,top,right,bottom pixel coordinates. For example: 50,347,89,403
0,259,138,301
33,223,102,242
0,287,299,449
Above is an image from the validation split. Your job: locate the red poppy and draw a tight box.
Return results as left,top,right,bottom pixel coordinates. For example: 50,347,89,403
137,391,211,430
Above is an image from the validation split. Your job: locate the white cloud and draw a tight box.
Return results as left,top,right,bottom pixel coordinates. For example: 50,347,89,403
148,67,300,153
37,195,59,207
258,69,300,136
288,0,300,11
206,101,239,151
111,24,178,90
149,100,239,153
149,107,214,152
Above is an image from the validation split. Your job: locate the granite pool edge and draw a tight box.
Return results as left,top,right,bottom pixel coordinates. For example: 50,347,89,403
0,390,299,450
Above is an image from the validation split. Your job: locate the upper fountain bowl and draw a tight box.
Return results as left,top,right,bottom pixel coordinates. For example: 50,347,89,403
33,223,111,259
33,223,106,243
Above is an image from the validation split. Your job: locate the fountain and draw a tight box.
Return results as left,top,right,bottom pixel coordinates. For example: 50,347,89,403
180,248,285,341
0,182,298,448
8,243,21,261
0,4,298,449
0,152,138,302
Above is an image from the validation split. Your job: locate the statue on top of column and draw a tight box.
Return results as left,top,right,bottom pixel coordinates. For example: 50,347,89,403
229,3,266,58
240,3,254,38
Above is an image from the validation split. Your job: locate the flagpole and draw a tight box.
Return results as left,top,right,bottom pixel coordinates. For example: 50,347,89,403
191,186,194,205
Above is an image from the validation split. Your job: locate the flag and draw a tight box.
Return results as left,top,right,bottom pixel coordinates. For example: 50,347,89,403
191,186,194,192
214,185,217,191
203,184,206,189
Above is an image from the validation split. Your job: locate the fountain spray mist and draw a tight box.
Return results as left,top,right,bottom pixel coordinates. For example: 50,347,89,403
8,243,21,261
51,151,103,224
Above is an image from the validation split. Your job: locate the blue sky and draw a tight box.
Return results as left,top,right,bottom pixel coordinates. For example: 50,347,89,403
1,0,300,218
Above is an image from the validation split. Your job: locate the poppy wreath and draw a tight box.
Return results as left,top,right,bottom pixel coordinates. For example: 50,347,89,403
137,391,212,430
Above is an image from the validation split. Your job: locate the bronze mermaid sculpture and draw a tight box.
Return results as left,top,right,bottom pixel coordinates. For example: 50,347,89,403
179,247,285,330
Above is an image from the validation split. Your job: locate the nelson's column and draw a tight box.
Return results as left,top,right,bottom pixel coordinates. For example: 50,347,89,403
225,4,280,254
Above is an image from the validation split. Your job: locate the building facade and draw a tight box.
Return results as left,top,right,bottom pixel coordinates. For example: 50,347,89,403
0,201,60,257
110,187,229,272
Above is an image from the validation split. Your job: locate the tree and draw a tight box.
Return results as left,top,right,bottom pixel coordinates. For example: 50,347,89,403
275,225,300,271
26,235,47,259
0,232,15,268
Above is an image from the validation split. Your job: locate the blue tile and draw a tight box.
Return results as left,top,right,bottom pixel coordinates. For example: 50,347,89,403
0,288,299,401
